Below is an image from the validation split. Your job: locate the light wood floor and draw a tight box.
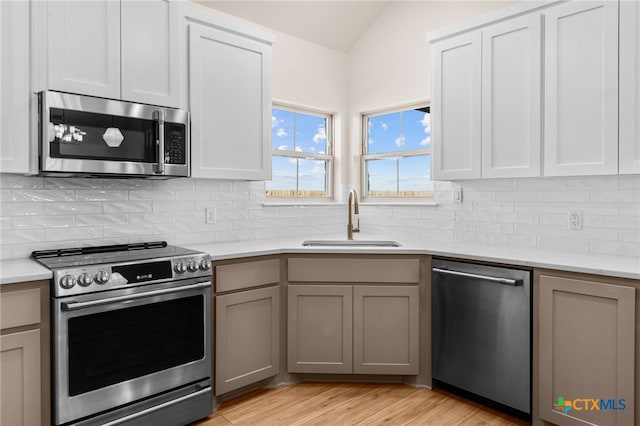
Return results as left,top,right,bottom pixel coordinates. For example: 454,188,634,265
193,382,531,426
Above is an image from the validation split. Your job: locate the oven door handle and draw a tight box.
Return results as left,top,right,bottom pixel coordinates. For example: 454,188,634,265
61,281,211,311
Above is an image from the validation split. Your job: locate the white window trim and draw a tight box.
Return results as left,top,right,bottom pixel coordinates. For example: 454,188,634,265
361,102,433,203
268,103,335,201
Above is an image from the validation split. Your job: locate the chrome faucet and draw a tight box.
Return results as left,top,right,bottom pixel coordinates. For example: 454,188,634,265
347,188,360,240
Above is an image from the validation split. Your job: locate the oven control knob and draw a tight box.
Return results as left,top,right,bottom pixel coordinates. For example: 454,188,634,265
199,259,211,271
174,262,186,274
94,270,110,285
78,273,94,287
187,260,198,272
60,274,76,289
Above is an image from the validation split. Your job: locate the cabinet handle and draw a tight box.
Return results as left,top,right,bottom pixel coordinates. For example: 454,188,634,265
432,267,521,286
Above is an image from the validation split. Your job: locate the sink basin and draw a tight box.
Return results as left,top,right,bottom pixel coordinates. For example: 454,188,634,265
302,240,402,247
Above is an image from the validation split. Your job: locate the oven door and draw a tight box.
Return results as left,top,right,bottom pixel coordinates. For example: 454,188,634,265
39,91,189,177
53,279,211,425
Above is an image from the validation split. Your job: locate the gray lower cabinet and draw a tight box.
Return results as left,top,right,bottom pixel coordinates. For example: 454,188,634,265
214,257,281,395
536,271,635,426
287,284,419,375
353,285,419,375
0,280,50,426
287,285,353,374
215,286,280,395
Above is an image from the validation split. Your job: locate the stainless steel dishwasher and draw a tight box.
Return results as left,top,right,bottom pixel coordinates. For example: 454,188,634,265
431,258,531,415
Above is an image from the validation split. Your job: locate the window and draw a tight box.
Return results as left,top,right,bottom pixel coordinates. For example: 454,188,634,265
362,104,433,199
266,105,333,198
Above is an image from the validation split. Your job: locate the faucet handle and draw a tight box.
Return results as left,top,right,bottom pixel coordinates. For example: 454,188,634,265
353,218,360,233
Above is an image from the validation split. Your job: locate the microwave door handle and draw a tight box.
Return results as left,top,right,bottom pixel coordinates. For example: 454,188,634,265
153,110,165,174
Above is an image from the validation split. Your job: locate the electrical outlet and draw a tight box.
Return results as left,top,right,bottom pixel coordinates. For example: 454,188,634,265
568,210,582,230
205,208,216,224
453,185,463,203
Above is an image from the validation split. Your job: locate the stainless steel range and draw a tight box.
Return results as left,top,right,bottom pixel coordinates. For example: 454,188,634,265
32,242,213,426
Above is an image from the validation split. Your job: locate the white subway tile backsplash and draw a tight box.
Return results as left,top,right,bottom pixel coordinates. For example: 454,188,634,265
515,223,562,237
0,175,43,189
13,189,75,202
562,176,619,190
591,190,640,203
76,214,128,227
515,178,562,191
0,174,638,260
104,225,153,238
2,202,44,217
103,202,151,213
538,190,590,203
13,215,75,229
590,240,640,257
152,201,194,212
1,229,44,244
44,177,104,189
591,215,640,229
46,226,102,242
495,213,539,224
75,190,128,202
539,237,590,254
129,190,175,201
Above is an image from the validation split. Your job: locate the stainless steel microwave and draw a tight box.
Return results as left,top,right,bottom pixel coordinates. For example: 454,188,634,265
37,91,190,178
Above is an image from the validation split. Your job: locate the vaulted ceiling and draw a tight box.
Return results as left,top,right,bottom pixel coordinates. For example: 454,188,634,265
195,1,393,53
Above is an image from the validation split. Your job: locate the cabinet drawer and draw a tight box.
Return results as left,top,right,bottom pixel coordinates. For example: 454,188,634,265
215,259,280,293
1,288,41,330
288,258,420,283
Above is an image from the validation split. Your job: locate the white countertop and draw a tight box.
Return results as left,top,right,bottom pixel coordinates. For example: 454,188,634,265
1,235,639,285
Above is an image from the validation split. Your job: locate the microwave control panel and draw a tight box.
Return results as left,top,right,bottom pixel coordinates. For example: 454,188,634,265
165,124,186,165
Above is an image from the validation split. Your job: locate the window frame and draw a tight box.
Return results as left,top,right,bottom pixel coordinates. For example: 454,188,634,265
361,102,433,202
267,103,334,200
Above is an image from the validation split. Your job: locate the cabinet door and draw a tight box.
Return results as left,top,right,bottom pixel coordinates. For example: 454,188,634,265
482,15,542,178
620,0,640,174
287,285,352,374
121,0,180,107
538,274,635,426
215,286,280,395
47,1,120,99
189,24,272,180
1,330,41,426
543,1,618,176
353,286,419,375
0,0,31,174
431,31,481,180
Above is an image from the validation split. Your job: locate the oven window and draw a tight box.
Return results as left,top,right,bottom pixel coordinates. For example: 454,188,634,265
67,295,204,396
48,108,157,163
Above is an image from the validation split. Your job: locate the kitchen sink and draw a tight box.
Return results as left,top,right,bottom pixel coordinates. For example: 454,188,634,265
301,240,402,247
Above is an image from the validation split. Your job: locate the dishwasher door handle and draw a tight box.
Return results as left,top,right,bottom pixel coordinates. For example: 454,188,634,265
432,267,522,286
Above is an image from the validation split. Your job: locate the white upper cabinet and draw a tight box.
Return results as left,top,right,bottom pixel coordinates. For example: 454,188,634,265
121,0,181,107
431,32,482,180
0,1,32,174
185,5,274,180
46,1,121,100
481,15,542,178
619,0,640,174
543,1,619,176
44,0,180,107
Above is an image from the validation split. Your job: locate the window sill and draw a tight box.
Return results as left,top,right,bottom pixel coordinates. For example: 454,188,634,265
262,201,439,208
262,201,340,207
360,201,438,207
